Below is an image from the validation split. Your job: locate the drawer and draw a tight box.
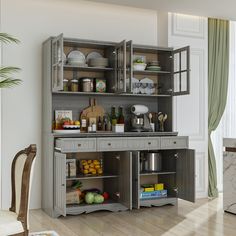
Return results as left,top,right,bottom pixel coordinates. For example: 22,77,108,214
144,137,161,150
55,138,97,153
97,138,128,151
127,137,160,150
127,137,146,150
160,136,188,150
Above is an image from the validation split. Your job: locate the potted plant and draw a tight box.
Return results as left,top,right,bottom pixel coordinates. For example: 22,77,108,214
0,33,21,88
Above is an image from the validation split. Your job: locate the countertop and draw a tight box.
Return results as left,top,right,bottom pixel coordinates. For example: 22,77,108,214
53,131,178,138
223,138,236,214
223,138,236,148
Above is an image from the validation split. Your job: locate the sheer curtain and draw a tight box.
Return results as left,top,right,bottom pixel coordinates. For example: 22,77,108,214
211,21,236,192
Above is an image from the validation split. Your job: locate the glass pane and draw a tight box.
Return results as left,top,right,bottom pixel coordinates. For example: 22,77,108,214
174,73,180,93
52,43,57,64
174,52,180,72
181,51,187,71
181,71,187,92
53,66,57,88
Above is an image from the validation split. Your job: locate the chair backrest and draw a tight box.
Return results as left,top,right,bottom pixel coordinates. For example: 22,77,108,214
9,144,37,231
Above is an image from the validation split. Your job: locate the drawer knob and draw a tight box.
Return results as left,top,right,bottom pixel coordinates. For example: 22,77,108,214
78,144,81,147
173,141,177,144
148,142,151,145
108,143,111,146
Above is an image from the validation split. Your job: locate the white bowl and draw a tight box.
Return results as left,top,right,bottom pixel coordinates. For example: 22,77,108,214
133,63,147,71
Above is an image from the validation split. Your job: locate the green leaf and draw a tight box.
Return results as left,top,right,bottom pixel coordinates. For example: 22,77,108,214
0,78,21,88
0,33,20,44
0,66,21,88
0,66,21,79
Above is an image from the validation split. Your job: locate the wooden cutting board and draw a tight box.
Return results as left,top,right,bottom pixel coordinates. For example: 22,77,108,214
82,98,105,120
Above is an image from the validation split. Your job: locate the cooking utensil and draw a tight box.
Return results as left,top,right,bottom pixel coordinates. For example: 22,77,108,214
158,112,167,132
140,152,162,172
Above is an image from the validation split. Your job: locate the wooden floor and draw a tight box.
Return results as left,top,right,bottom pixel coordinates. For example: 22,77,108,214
29,194,236,236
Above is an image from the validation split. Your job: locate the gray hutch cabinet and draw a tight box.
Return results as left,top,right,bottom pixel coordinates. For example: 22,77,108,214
42,34,194,218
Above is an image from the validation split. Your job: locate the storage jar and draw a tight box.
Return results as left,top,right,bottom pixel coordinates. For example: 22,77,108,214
81,78,94,92
63,79,69,91
71,79,79,92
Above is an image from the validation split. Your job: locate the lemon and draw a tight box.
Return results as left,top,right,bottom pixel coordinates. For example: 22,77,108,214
84,165,89,170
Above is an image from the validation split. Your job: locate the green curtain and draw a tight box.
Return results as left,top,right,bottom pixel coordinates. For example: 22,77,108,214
208,18,229,197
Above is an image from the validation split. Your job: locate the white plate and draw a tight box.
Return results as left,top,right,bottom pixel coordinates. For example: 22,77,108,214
67,50,86,64
53,130,81,134
86,51,103,63
63,125,80,129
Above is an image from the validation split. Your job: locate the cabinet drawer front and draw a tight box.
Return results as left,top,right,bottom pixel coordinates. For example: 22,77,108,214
97,138,128,151
127,137,146,150
127,137,160,150
160,137,188,149
56,138,97,153
145,137,161,149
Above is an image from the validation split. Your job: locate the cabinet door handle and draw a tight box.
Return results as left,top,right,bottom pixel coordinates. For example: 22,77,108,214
61,184,65,187
78,143,81,147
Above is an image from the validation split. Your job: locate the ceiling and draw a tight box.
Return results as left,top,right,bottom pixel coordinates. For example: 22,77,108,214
86,0,236,21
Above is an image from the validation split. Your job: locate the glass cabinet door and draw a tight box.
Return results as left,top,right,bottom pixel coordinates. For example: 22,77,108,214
172,46,190,96
126,40,133,93
52,33,64,92
115,40,127,93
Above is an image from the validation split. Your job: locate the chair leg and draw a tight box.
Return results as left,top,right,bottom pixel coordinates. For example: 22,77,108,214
11,230,28,236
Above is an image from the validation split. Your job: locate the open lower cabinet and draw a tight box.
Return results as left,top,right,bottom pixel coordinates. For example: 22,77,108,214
54,151,132,217
132,149,195,209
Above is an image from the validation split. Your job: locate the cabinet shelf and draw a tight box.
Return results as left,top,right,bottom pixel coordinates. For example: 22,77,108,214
66,199,128,215
140,171,176,176
52,91,172,97
133,70,171,76
139,196,177,207
64,65,114,72
66,173,118,181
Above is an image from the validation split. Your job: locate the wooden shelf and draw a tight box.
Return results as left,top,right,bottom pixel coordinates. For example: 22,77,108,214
64,65,114,71
140,171,176,176
52,91,172,97
66,173,118,181
133,70,171,75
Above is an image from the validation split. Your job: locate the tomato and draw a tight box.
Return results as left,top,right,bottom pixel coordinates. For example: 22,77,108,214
102,192,109,200
63,121,70,126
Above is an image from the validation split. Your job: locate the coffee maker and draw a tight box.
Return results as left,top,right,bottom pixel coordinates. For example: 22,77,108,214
130,105,152,132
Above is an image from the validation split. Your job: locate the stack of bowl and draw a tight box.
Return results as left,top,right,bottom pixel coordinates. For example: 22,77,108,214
146,61,161,71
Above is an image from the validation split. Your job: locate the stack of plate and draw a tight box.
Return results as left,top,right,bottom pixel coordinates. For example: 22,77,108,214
67,50,87,66
86,52,109,67
89,58,109,67
146,61,161,71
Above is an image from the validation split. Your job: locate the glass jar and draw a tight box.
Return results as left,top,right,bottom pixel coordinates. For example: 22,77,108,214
63,79,69,91
71,79,79,92
81,78,94,92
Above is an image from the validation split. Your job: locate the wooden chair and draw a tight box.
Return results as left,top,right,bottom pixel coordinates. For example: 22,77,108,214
0,144,37,236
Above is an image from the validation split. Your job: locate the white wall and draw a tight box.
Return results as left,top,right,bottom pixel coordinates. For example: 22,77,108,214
1,0,158,209
168,13,208,198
